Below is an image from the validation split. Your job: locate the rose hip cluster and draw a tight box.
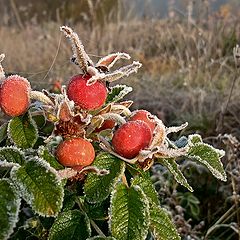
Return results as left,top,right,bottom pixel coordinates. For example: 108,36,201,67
0,26,188,175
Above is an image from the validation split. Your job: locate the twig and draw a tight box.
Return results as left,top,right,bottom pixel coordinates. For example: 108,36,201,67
10,0,24,30
42,33,62,82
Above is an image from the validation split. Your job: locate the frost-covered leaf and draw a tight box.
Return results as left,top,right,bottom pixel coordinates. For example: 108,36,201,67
0,122,8,144
106,85,132,104
48,210,91,240
131,172,159,205
84,153,125,203
62,190,76,212
158,158,193,192
32,114,46,129
0,147,25,165
87,237,116,240
188,134,203,145
10,157,64,216
38,146,64,170
150,203,180,240
84,198,109,220
0,179,21,240
187,143,227,181
8,112,38,149
110,183,150,240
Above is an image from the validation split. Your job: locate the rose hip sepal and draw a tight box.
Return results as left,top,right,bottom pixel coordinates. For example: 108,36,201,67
129,110,156,133
56,137,95,169
67,74,107,110
95,119,115,132
0,75,31,117
112,120,152,159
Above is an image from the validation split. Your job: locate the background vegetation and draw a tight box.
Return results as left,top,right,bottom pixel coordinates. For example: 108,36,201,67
0,0,239,239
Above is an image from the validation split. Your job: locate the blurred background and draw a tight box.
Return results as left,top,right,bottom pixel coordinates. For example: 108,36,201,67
0,0,240,239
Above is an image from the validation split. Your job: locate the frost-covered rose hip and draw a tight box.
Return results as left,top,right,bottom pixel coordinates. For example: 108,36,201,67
67,74,107,110
0,75,31,117
112,120,152,159
56,138,95,169
129,110,156,133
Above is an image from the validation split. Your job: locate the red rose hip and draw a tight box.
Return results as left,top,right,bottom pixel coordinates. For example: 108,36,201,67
56,138,95,168
112,120,152,159
0,75,31,117
67,74,107,110
129,110,156,133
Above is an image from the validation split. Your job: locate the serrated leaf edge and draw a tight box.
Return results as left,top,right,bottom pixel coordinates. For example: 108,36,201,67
107,84,133,103
131,174,160,205
187,134,203,146
0,178,21,240
109,183,150,240
149,203,180,240
10,157,64,217
160,158,193,192
84,153,126,204
7,112,39,148
0,146,25,164
187,142,226,181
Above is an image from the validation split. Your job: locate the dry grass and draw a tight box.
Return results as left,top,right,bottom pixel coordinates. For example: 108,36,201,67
0,8,240,136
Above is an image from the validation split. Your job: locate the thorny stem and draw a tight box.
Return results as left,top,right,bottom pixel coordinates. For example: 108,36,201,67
75,197,106,237
90,220,106,237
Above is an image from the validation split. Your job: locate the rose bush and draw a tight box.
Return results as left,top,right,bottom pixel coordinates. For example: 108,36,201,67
0,26,227,240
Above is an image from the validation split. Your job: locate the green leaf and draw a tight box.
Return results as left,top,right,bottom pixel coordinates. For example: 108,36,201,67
87,237,116,240
8,112,38,149
48,210,91,240
158,158,193,192
84,153,125,203
62,190,76,212
0,122,8,144
110,183,150,240
10,157,64,217
32,114,46,129
150,203,180,240
187,142,227,181
0,179,21,240
188,134,203,145
0,147,25,165
84,198,109,220
131,172,159,205
106,84,132,103
38,146,64,170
